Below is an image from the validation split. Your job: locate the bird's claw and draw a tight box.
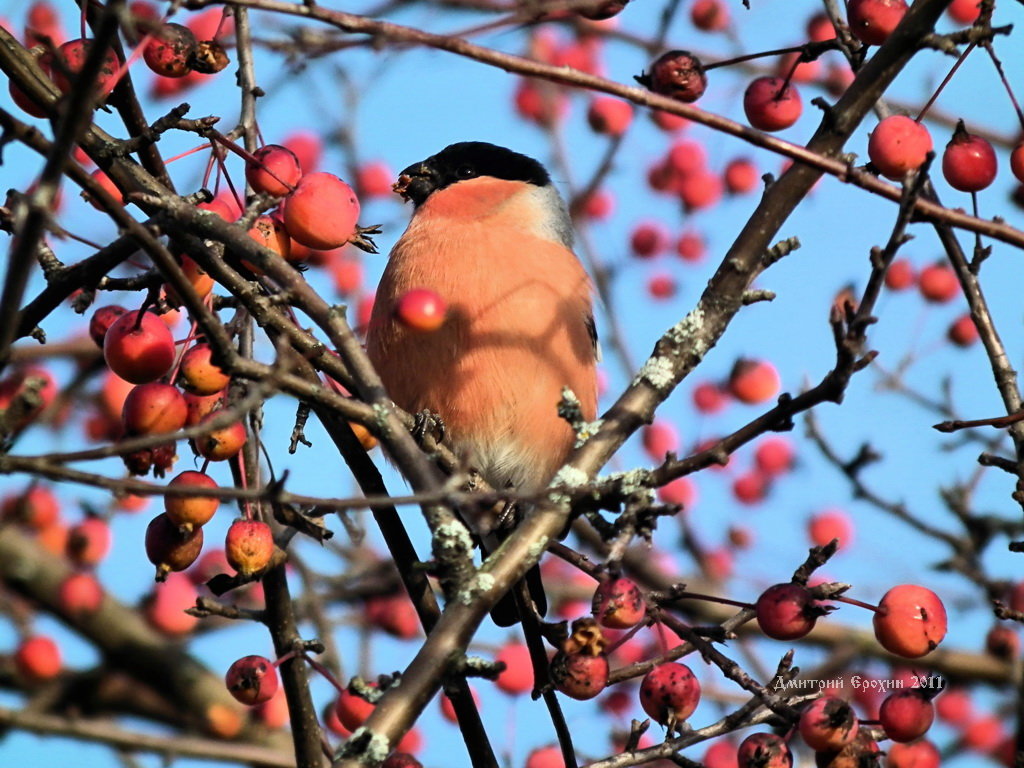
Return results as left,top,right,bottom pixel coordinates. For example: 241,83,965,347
412,409,445,447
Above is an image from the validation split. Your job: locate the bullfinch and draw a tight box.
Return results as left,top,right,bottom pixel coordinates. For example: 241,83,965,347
366,142,599,621
367,141,599,492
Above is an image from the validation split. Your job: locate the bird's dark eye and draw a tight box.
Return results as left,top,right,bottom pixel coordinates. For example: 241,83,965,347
456,165,476,179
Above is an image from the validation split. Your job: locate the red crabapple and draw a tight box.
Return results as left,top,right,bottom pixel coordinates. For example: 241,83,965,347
356,161,395,198
728,358,780,404
225,519,274,577
724,158,759,194
657,476,696,508
525,746,562,768
164,470,220,532
942,124,997,192
2,485,60,530
193,414,247,461
947,0,981,23
89,305,127,347
756,583,821,640
639,662,701,725
886,740,940,768
935,687,973,725
1011,142,1024,184
917,262,958,303
103,310,176,384
737,733,792,768
146,512,204,580
872,584,947,658
550,647,609,700
58,572,103,615
225,655,279,705
495,642,533,695
631,221,671,258
867,116,932,180
947,314,978,347
693,381,729,414
15,635,62,681
66,517,112,566
754,437,793,476
122,382,187,436
743,77,802,132
691,0,729,31
246,144,302,197
799,696,859,752
985,624,1019,660
807,12,837,42
364,594,419,639
676,230,705,262
885,258,915,291
678,170,723,212
179,344,231,396
395,289,447,332
145,572,199,635
51,39,120,97
587,96,633,136
642,420,679,459
283,172,360,249
334,685,377,730
847,0,908,46
879,689,935,743
808,508,853,549
592,577,646,628
143,23,197,77
647,274,677,300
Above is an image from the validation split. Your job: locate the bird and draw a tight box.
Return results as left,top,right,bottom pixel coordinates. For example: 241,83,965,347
365,141,599,622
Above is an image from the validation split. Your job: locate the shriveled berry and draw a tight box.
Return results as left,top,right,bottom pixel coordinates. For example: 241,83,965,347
550,650,609,700
737,732,792,768
143,23,197,77
639,50,707,103
146,512,204,580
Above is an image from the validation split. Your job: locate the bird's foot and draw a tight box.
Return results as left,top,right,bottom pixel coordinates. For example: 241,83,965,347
412,409,446,447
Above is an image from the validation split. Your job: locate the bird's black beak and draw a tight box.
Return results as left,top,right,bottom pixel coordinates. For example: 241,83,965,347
393,160,441,206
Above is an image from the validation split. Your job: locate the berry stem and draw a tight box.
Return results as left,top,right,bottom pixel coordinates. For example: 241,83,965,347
916,42,976,122
271,649,300,668
703,41,837,72
982,42,1024,131
303,653,347,695
834,595,882,613
674,590,755,610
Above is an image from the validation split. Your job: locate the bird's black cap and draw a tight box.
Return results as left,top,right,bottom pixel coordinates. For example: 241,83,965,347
395,142,551,206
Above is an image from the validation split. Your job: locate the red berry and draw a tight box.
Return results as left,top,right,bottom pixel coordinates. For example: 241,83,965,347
808,508,853,549
985,624,1019,660
283,172,360,249
935,687,973,725
799,696,859,752
647,273,677,300
947,313,978,347
651,109,689,132
15,635,62,681
356,161,394,199
525,746,563,768
179,344,231,396
122,382,187,436
737,733,792,768
550,649,609,700
807,12,837,42
885,258,916,291
658,477,696,508
225,519,274,577
495,643,533,695
579,189,614,220
847,0,908,46
642,421,680,460
947,0,980,23
89,305,128,347
164,470,220,532
942,125,997,192
51,39,120,97
592,577,646,628
879,689,935,742
2,485,60,530
193,414,247,461
103,310,176,384
364,593,420,639
728,358,780,404
872,584,947,658
724,158,759,195
887,740,940,768
587,96,633,136
246,144,302,197
66,517,112,566
732,471,768,505
639,662,701,725
743,77,802,132
282,130,322,174
693,381,729,414
225,655,279,706
917,262,958,303
58,572,103,615
868,116,932,180
667,139,707,176
678,170,723,212
963,713,1005,751
676,230,705,262
756,583,819,640
631,221,671,258
143,23,197,78
691,0,729,31
145,572,199,635
146,512,204,579
753,437,793,476
642,50,707,103
1010,142,1024,184
394,289,447,332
